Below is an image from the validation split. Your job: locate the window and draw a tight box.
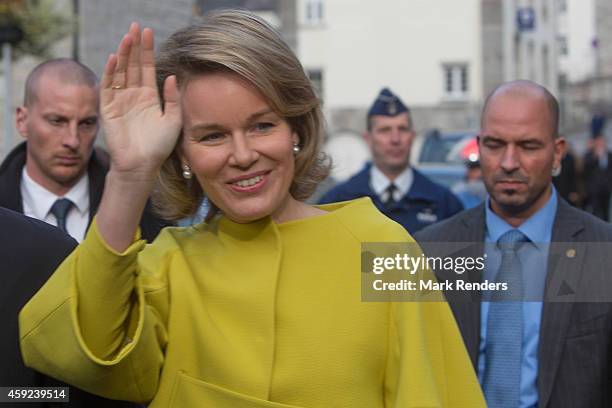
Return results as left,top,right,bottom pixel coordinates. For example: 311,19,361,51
304,0,324,25
543,45,549,86
307,69,324,100
443,64,469,99
558,35,568,56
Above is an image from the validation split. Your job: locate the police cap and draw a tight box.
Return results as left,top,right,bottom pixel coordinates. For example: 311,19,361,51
367,87,409,118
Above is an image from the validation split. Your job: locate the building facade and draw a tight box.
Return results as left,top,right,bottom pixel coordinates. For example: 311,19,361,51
296,0,564,137
297,0,484,135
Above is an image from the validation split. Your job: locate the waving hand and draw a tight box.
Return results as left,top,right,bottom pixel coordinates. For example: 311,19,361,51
101,22,182,179
97,23,182,252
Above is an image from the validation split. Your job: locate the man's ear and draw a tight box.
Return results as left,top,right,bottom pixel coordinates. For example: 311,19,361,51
15,106,29,138
553,136,567,169
363,130,373,148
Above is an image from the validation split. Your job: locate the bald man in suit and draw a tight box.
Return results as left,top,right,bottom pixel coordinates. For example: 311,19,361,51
415,80,612,408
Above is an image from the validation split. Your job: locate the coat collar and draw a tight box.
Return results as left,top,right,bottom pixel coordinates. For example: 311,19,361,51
537,199,585,408
0,141,109,225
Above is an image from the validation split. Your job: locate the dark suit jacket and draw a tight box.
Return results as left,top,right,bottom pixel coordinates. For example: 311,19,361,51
0,207,138,407
414,198,612,408
0,142,169,242
583,150,612,197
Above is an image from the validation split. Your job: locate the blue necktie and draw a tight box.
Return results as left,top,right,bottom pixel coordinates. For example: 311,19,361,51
50,198,73,234
483,229,528,408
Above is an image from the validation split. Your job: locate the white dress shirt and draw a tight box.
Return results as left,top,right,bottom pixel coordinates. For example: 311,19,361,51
21,167,90,242
370,165,413,203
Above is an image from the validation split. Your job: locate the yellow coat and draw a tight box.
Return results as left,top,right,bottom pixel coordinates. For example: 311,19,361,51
20,198,484,407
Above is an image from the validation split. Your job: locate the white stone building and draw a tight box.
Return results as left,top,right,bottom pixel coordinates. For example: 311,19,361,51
297,0,485,134
557,0,597,83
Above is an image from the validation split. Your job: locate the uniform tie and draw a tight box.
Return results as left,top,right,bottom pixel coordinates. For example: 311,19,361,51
50,198,73,234
384,183,397,207
482,229,528,408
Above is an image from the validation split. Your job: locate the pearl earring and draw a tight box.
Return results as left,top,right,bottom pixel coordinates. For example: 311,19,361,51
182,163,193,180
293,144,300,156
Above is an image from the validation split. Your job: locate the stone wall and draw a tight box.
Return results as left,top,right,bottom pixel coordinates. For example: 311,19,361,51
80,0,195,78
326,102,481,138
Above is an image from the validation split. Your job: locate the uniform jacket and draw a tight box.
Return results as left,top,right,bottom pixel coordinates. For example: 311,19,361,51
20,198,485,407
0,207,138,407
319,163,463,233
0,142,169,242
414,198,612,408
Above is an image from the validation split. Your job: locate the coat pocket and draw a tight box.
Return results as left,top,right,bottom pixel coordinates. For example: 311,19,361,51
169,371,305,408
565,304,612,339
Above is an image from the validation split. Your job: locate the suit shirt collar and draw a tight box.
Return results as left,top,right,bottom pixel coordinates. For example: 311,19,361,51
21,167,90,219
369,164,413,201
485,186,558,245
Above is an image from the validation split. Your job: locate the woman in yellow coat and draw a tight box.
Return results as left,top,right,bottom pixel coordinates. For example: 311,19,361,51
19,10,484,407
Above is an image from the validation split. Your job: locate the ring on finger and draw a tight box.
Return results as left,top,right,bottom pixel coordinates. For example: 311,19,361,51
111,85,125,90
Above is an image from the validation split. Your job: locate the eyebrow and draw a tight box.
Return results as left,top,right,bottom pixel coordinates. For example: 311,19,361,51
42,113,98,121
187,108,276,133
480,134,502,142
481,135,543,144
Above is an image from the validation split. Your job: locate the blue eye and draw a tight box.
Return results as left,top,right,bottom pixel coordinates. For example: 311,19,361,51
200,133,225,143
253,122,274,132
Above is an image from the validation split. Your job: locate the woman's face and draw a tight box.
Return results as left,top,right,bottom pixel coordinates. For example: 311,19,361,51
180,71,299,223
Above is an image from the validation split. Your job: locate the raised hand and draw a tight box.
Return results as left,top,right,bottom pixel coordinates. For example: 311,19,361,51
101,22,182,180
96,23,182,251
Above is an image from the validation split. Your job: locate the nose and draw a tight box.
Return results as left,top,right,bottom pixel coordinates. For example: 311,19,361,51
389,128,402,144
61,122,80,150
500,145,519,173
228,133,259,169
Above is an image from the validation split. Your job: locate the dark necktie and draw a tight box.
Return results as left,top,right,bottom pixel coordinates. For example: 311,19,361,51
50,198,73,234
482,229,528,408
384,183,397,208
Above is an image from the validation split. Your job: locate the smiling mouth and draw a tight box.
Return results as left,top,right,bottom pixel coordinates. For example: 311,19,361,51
227,172,269,193
234,175,263,188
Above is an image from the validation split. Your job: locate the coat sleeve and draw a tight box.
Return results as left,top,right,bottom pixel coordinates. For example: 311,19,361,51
383,296,485,407
19,220,172,404
382,247,485,407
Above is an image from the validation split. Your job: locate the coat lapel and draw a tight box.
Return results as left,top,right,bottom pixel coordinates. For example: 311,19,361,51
537,199,585,407
0,142,28,213
457,204,486,368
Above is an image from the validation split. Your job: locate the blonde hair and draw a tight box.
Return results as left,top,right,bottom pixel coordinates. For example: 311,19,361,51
153,9,330,221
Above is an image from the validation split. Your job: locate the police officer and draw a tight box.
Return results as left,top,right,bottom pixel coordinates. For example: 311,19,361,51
319,88,463,233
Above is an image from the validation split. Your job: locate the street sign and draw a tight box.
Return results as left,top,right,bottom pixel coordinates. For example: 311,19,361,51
517,7,536,32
